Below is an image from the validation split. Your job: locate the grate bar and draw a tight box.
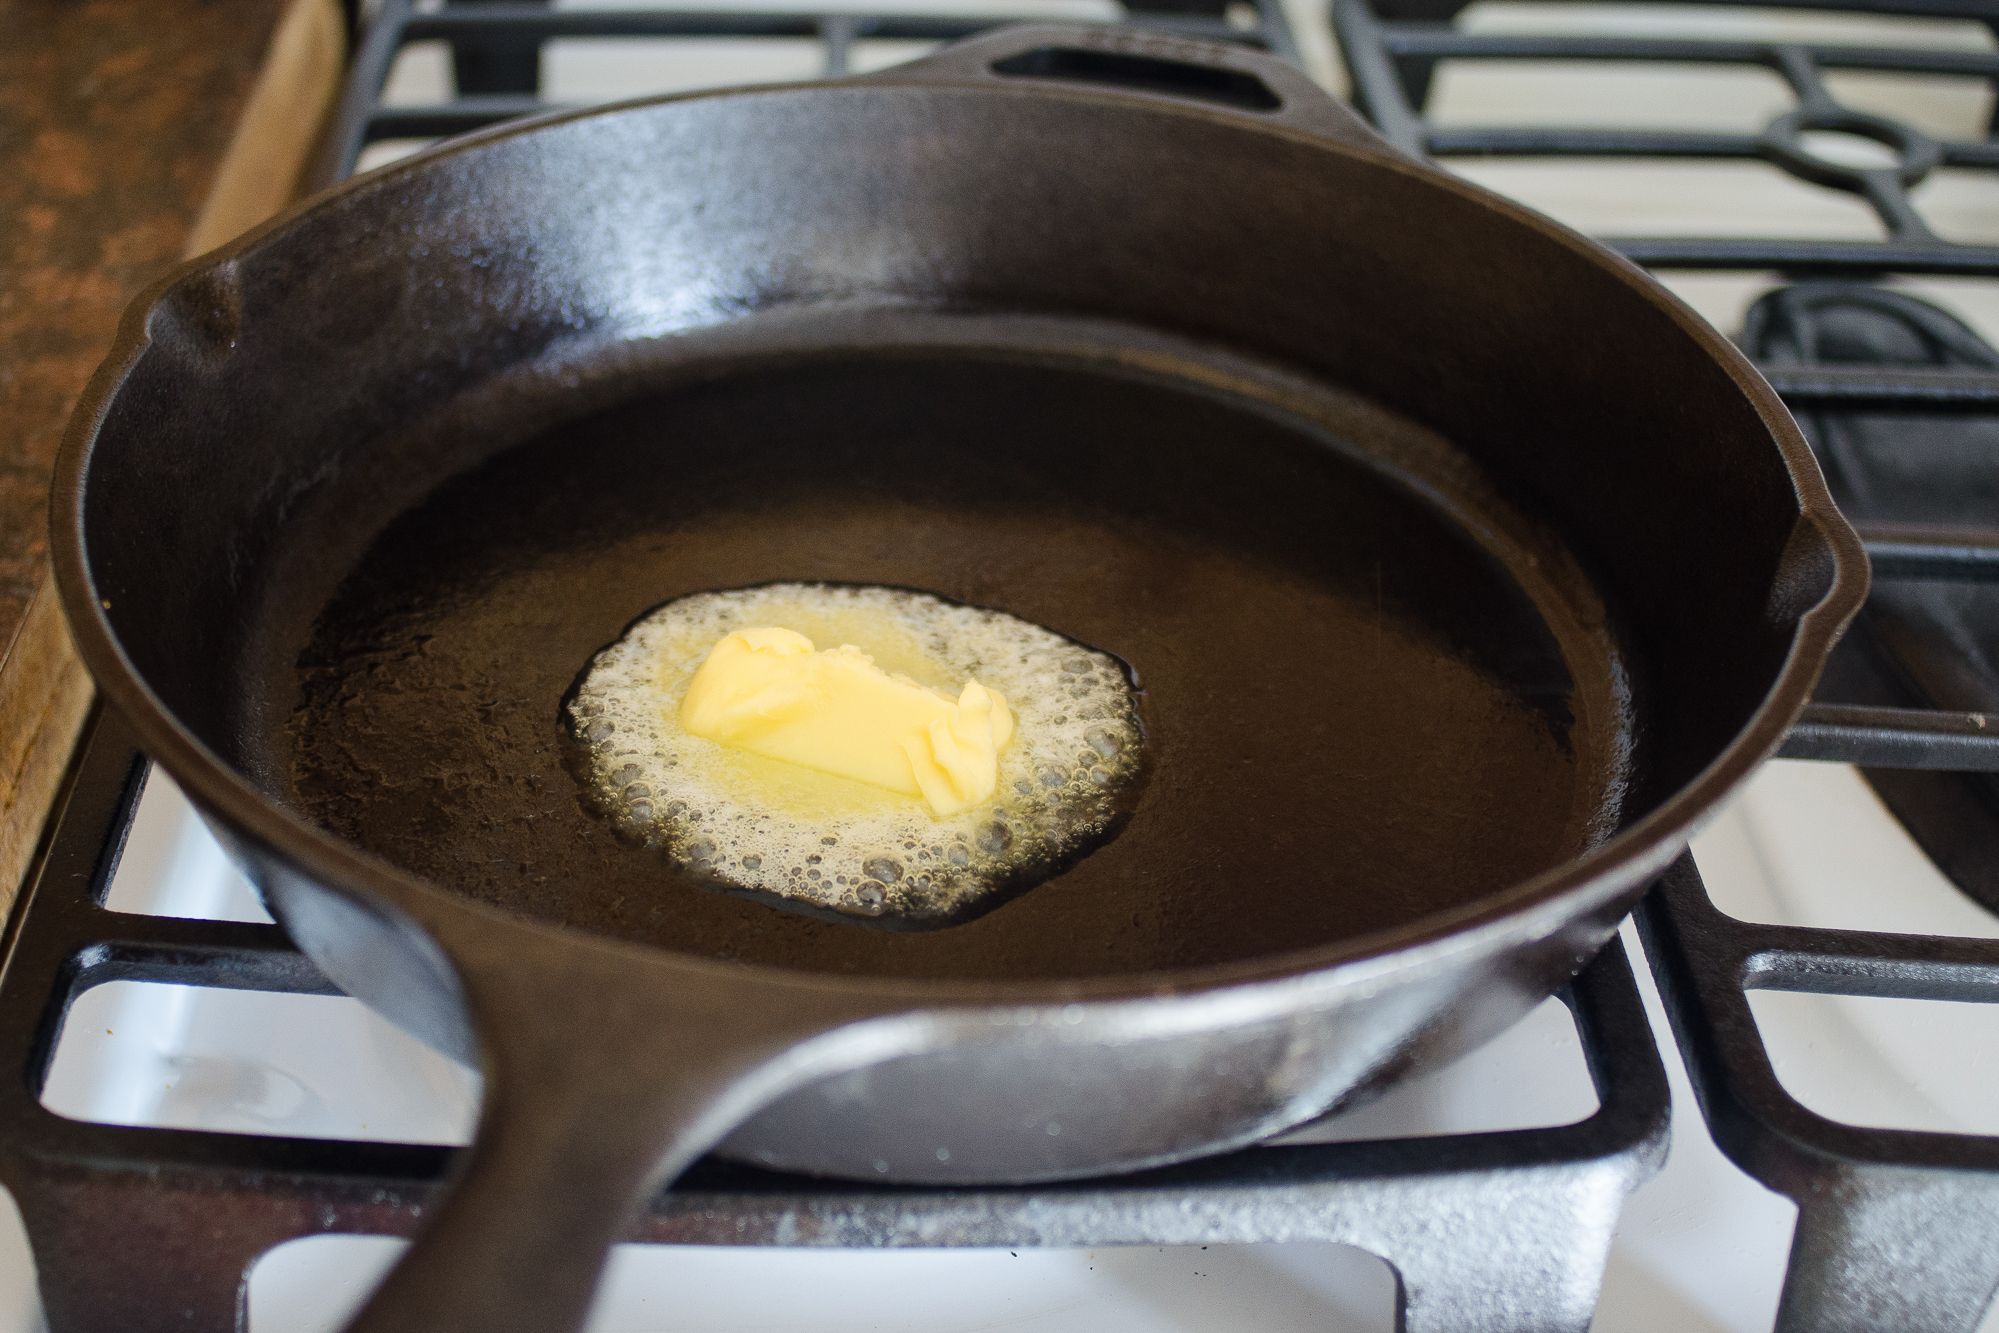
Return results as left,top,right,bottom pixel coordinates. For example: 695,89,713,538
1783,703,1999,768
1368,0,1999,23
820,14,856,77
7,1110,456,1181
1860,169,1938,241
1857,521,1999,580
1768,44,1836,118
367,95,554,140
1429,123,1998,169
1946,140,1999,169
1607,236,1999,274
408,9,1004,42
405,7,1255,44
1427,126,1761,158
63,919,335,997
1373,29,1999,81
1328,0,1428,153
1761,364,1999,407
1638,857,1999,1173
305,0,416,185
1743,925,1999,1003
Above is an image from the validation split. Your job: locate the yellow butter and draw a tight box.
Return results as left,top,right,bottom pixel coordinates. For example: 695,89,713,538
679,627,1015,817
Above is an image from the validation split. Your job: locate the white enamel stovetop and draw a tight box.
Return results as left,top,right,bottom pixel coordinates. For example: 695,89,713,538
6,2,1998,1329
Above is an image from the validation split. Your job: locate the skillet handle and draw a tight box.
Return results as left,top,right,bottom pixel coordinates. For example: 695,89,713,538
338,930,923,1333
874,23,1390,151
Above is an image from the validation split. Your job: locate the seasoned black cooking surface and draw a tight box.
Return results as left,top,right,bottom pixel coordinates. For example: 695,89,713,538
284,347,1632,979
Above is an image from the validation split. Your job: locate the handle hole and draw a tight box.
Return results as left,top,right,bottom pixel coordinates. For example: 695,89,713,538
990,47,1281,113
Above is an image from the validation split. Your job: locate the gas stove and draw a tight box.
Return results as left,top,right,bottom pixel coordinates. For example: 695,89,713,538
4,2,1998,1330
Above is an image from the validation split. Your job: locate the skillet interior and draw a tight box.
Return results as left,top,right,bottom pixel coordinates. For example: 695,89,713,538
267,311,1636,980
70,83,1833,992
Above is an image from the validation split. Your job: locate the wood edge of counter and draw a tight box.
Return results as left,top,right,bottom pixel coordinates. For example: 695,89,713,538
1,0,348,907
0,587,95,912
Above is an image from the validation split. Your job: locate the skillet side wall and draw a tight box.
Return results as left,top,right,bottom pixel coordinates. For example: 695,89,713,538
709,887,1634,1181
210,803,1636,1183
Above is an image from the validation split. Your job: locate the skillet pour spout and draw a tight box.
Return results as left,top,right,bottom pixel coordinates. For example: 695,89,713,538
52,23,1865,1333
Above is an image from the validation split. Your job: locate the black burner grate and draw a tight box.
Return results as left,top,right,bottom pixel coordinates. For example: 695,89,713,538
1334,2,1999,1329
0,5,1679,1331
310,0,1302,187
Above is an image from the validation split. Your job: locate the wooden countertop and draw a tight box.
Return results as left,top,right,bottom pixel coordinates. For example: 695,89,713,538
0,0,346,898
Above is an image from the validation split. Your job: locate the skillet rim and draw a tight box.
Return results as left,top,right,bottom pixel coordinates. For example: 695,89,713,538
48,74,1870,1007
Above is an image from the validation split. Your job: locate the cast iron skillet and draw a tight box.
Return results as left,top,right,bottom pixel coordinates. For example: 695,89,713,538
54,26,1865,1333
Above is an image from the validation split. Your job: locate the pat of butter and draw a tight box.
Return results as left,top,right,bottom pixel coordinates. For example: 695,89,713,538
679,627,1015,817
